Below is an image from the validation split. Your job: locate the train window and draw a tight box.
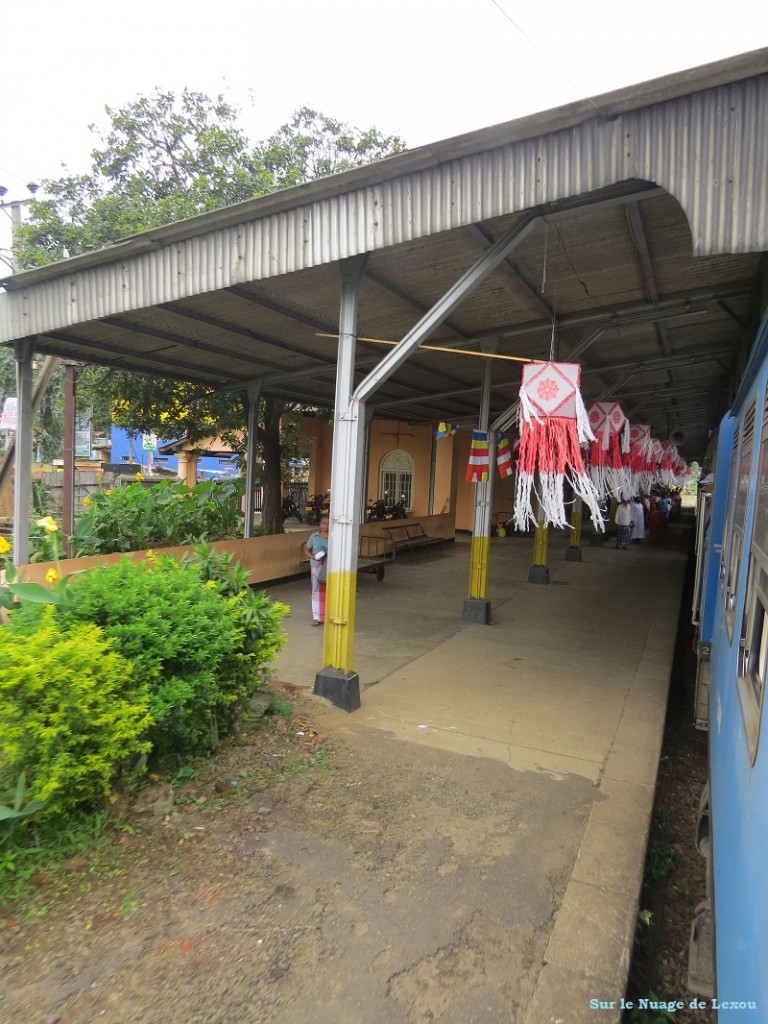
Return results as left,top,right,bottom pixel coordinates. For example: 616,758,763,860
724,403,756,640
738,571,767,762
738,394,768,760
720,422,741,586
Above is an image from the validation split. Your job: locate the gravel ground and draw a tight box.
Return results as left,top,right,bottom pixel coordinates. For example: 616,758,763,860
623,561,712,1024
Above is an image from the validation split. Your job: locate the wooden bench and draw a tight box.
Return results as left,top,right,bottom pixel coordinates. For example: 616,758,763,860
381,522,443,559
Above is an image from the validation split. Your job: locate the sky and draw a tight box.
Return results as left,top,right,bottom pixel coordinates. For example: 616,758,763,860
0,0,766,258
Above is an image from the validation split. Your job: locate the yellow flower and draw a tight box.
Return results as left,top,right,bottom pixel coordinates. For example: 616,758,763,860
35,516,59,533
95,469,103,477
0,535,11,555
145,549,157,563
135,471,144,481
106,488,114,496
83,496,92,508
45,568,59,584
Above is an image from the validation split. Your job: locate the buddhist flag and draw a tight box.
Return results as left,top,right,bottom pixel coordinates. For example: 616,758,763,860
497,435,514,478
436,422,458,439
466,430,490,482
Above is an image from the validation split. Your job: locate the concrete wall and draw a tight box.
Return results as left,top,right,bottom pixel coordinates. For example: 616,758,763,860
14,514,455,588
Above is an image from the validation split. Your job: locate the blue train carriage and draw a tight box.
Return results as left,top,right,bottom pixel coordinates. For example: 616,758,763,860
691,309,768,1016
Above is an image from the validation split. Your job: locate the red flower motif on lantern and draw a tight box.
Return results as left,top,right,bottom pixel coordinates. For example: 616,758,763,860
537,377,559,402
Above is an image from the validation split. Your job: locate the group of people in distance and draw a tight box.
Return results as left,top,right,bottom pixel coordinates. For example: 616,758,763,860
613,490,681,549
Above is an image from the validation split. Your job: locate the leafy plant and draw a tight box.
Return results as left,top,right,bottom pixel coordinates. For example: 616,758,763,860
70,478,246,556
265,697,294,720
54,553,285,757
0,516,82,611
0,607,152,815
0,773,49,847
645,841,681,884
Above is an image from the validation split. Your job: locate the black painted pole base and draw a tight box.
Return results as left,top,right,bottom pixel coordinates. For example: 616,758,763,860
313,667,361,712
528,565,550,584
565,547,583,562
461,598,492,624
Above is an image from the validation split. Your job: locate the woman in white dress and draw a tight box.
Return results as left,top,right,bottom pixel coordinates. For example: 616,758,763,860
630,497,646,543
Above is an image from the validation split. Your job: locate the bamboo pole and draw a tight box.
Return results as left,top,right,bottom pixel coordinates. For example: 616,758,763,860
315,333,545,365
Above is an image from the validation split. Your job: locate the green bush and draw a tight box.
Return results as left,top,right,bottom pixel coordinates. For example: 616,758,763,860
54,554,274,757
0,608,152,815
71,477,245,555
184,542,289,666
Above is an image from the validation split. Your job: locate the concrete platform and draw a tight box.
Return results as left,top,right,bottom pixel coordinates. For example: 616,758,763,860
265,525,691,1023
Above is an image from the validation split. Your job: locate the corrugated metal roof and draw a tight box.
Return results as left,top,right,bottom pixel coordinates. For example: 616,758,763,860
1,47,767,456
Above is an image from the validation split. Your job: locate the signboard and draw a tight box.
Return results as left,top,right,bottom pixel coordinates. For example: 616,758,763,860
75,409,92,458
0,396,17,431
142,433,157,452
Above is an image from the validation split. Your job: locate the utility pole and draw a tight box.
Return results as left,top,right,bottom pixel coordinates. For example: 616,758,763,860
0,181,39,273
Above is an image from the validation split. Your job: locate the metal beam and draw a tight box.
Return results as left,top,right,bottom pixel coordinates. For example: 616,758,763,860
355,214,540,403
12,339,34,565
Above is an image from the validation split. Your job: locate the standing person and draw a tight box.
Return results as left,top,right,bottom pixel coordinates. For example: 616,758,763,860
615,499,632,549
303,515,329,626
630,496,646,543
648,501,663,545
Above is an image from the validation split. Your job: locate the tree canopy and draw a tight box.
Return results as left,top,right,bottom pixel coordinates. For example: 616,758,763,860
3,90,405,529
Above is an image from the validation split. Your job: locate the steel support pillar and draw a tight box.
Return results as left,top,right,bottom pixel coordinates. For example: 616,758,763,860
62,364,77,554
566,496,583,562
12,339,34,566
314,255,369,712
528,498,550,584
244,383,262,539
463,358,494,623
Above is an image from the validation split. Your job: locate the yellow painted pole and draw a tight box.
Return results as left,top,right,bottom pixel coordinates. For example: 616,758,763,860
322,570,357,672
566,497,584,562
469,534,490,599
533,518,549,565
528,493,550,584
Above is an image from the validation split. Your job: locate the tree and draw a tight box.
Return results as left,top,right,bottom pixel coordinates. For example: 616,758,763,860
15,89,273,268
15,93,406,531
261,106,405,188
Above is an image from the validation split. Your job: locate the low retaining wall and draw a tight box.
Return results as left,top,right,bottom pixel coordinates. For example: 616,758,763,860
14,514,455,587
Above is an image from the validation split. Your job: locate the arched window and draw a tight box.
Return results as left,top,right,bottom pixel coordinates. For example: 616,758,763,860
379,450,414,510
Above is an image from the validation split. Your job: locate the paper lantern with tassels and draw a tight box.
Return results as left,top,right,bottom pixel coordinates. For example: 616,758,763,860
514,361,605,532
587,401,630,498
626,424,655,495
658,440,680,486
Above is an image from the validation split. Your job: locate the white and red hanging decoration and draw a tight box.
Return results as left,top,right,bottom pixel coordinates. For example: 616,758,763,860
658,440,681,486
586,401,630,499
625,423,655,495
514,361,605,532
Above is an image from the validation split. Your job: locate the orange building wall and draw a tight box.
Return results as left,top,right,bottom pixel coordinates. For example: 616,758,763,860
299,416,518,531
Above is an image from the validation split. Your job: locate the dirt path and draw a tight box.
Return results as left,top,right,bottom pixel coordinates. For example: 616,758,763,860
3,691,598,1024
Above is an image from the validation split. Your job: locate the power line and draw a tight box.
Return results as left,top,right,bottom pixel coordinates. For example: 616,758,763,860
488,0,605,116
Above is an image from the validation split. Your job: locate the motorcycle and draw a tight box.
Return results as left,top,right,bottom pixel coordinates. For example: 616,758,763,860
281,495,304,522
304,491,330,525
366,491,408,522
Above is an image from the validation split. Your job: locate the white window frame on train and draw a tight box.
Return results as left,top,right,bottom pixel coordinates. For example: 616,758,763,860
737,395,768,761
722,405,756,643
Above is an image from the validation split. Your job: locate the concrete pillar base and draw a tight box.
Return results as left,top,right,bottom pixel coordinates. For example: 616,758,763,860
313,667,361,712
565,547,583,562
528,565,550,584
461,598,492,624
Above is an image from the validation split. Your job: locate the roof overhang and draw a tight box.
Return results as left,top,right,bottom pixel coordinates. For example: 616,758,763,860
2,47,768,458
